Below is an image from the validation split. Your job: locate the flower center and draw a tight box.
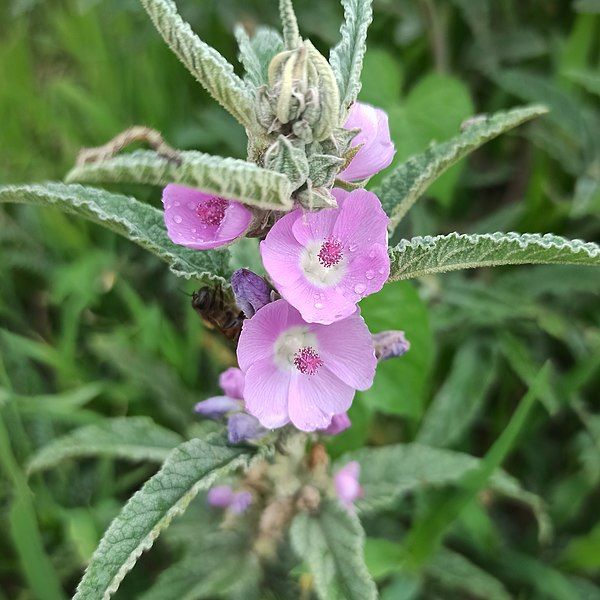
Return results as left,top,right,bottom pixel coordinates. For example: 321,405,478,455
293,346,323,375
318,237,343,267
196,197,228,226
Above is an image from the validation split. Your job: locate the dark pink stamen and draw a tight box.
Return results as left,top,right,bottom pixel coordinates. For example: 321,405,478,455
318,237,343,267
293,346,324,375
196,197,228,226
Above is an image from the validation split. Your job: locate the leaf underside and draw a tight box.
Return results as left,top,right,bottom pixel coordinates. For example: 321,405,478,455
0,182,230,283
66,150,294,211
73,436,253,600
376,105,549,232
389,232,600,281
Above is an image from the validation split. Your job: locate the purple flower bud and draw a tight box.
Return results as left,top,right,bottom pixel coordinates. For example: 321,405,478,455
321,412,351,436
229,491,253,514
334,461,363,511
194,396,241,420
372,331,410,362
207,485,235,508
231,269,272,318
227,412,268,444
219,367,245,399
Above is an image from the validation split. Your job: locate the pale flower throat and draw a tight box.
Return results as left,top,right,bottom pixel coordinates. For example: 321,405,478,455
274,326,324,375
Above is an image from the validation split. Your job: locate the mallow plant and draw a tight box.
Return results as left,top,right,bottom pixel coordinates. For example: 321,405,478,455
2,0,599,598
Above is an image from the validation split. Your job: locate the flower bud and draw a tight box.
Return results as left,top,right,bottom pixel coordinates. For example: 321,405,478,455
372,330,410,362
231,268,272,318
227,412,268,444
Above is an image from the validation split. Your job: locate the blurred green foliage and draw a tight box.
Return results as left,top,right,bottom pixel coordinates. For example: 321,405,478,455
0,0,599,598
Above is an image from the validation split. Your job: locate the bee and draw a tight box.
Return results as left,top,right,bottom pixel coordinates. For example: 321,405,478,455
191,285,245,343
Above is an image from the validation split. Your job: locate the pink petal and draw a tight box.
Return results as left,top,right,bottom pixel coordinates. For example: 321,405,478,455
260,210,305,288
287,368,354,432
162,184,251,250
243,357,291,428
338,242,390,302
332,189,389,250
311,312,376,390
276,274,356,325
237,299,297,372
339,102,395,181
291,207,338,246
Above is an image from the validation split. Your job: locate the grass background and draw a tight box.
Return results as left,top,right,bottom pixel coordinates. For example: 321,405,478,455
0,0,599,598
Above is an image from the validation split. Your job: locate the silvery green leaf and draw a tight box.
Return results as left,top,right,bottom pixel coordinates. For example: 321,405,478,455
279,0,301,49
329,0,373,112
27,417,183,473
340,443,550,540
388,232,600,281
264,135,309,190
290,500,377,600
140,0,255,128
235,25,284,88
307,153,344,188
66,150,294,211
376,105,548,232
0,183,230,282
73,435,254,600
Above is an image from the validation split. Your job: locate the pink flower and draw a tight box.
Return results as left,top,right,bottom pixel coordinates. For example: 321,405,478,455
260,188,390,325
207,485,252,514
322,412,351,436
338,101,395,182
218,367,245,399
334,461,363,510
237,299,376,432
162,184,252,249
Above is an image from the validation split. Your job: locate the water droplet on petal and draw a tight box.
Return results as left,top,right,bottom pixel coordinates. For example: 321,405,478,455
314,302,323,309
174,201,180,207
349,243,358,252
369,250,376,259
191,227,197,233
366,270,375,280
173,215,183,224
354,283,366,294
378,267,386,275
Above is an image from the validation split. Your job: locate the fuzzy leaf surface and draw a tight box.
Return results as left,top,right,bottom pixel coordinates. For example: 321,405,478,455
0,183,229,282
329,0,373,112
235,25,284,88
73,436,253,600
66,150,294,211
290,499,377,600
376,105,548,232
28,417,183,473
140,0,255,127
389,232,600,281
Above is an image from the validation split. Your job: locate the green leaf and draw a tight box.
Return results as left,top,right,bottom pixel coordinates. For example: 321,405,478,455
139,0,255,128
66,150,294,211
426,547,511,600
329,0,373,112
0,182,230,282
376,73,474,205
27,417,183,473
235,25,284,88
358,47,403,109
290,499,377,600
417,341,497,447
73,435,254,600
340,442,550,538
140,530,260,600
389,232,600,281
376,105,548,231
359,281,433,418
